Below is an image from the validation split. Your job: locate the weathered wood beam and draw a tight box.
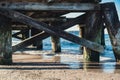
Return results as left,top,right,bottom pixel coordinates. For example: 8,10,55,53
30,12,68,18
0,15,12,65
12,14,86,52
0,9,104,52
102,3,120,61
51,22,62,53
0,0,101,3
0,2,100,11
83,11,103,62
21,29,29,39
79,25,85,54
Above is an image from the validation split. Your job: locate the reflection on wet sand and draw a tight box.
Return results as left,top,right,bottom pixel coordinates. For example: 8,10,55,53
11,52,120,74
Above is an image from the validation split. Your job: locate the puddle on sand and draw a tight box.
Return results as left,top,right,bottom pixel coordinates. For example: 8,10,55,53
13,53,120,74
41,54,120,73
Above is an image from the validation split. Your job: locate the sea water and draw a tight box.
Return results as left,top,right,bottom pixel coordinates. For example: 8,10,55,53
12,31,115,61
12,31,120,73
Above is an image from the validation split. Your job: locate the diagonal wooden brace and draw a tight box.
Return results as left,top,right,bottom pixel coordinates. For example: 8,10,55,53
0,8,104,53
12,14,86,52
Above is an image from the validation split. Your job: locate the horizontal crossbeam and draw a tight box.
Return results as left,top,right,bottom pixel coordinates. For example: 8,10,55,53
0,2,100,11
0,8,104,52
12,14,85,52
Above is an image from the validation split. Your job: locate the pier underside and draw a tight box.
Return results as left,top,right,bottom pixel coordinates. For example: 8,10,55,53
0,0,120,64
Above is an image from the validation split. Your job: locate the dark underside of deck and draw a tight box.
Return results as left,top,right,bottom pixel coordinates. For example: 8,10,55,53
0,0,101,3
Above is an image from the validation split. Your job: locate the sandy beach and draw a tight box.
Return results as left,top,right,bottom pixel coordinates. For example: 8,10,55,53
0,69,120,80
0,51,120,80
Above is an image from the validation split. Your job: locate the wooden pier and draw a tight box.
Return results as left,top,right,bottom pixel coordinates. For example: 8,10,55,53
0,0,120,64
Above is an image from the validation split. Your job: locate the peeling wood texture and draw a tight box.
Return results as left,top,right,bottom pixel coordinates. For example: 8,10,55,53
102,3,120,61
83,11,103,62
0,2,100,11
0,15,12,64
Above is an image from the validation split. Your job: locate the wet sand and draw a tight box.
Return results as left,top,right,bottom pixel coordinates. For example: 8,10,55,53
0,51,120,80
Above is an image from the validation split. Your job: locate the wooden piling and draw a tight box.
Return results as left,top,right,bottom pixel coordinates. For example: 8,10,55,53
102,3,120,62
0,15,12,65
101,26,105,47
51,22,61,53
79,25,85,54
31,28,43,50
0,8,104,53
83,11,102,62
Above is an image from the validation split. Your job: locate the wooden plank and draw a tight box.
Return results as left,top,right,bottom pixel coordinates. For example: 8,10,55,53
102,3,120,61
79,25,85,54
0,0,101,3
0,15,12,65
12,14,86,52
0,2,100,11
0,9,104,52
83,11,103,62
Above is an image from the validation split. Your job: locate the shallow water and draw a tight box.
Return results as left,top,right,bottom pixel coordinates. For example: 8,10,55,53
12,31,119,73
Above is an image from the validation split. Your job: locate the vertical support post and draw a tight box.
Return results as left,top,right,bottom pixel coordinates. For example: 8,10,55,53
0,15,12,65
22,28,29,40
78,25,85,54
102,3,120,61
101,26,105,47
83,11,102,62
31,28,43,50
51,22,61,53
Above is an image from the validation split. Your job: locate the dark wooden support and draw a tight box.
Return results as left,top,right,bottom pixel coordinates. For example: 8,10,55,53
12,14,85,52
51,36,61,53
21,29,29,40
0,9,104,52
51,22,61,53
0,15,12,64
0,2,100,11
79,25,85,54
101,26,105,47
0,0,101,3
102,3,120,61
83,11,103,62
31,28,43,50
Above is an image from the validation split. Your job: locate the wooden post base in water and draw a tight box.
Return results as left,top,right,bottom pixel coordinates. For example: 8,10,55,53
51,22,61,53
79,25,85,54
51,36,61,53
0,15,12,65
83,11,102,62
